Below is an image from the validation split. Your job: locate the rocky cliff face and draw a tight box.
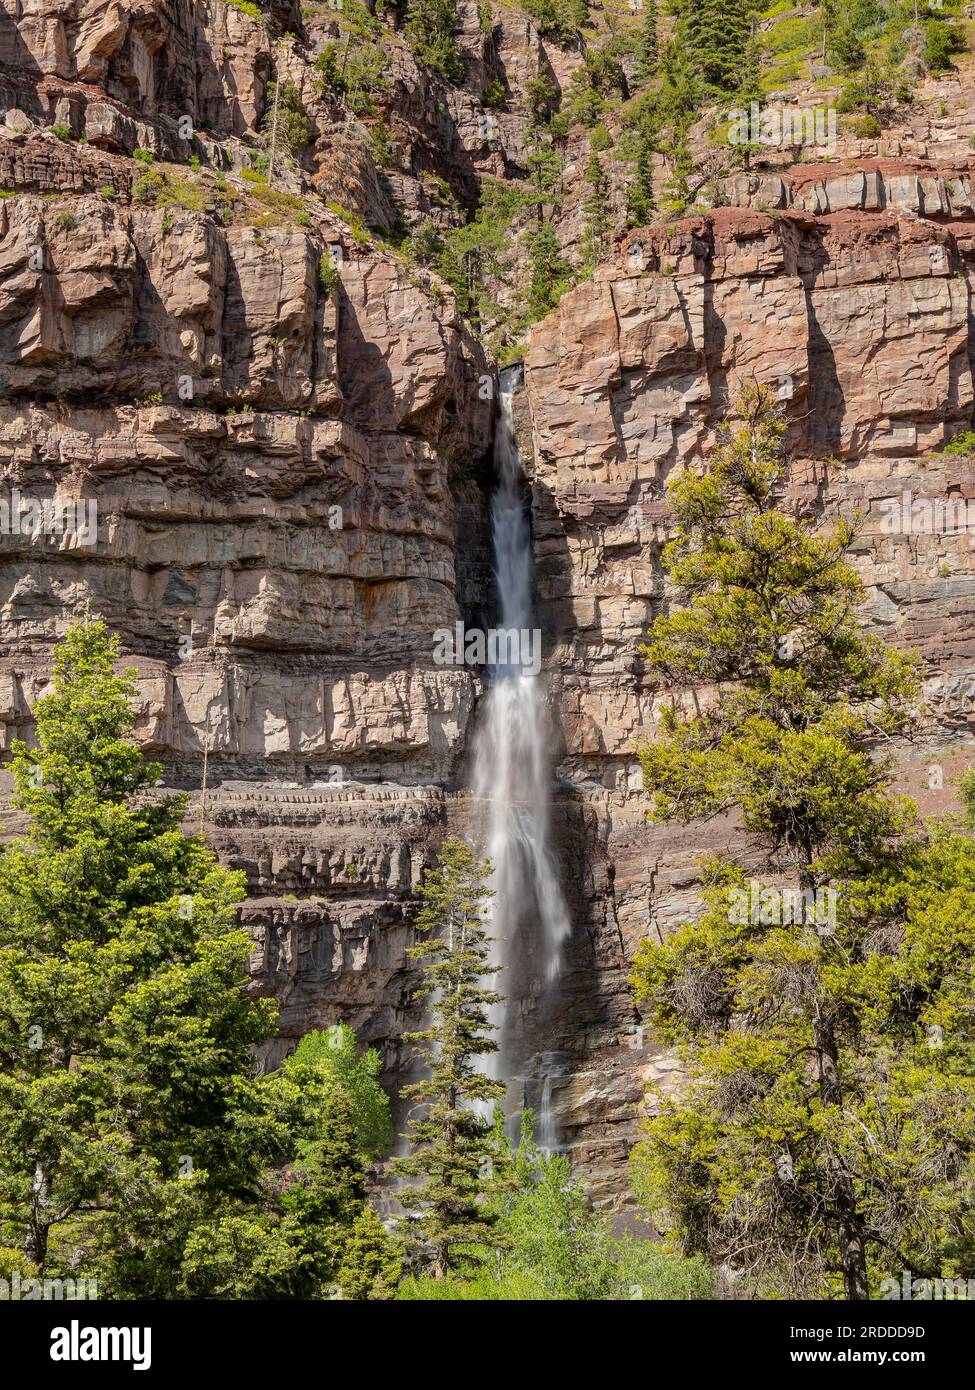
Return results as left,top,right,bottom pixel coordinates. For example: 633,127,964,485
3,0,975,1202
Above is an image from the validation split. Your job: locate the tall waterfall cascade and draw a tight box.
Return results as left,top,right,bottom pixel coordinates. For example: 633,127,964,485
471,370,570,1149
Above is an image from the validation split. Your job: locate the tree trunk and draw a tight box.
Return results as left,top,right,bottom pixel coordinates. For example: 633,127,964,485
814,1014,869,1300
26,1161,50,1274
801,852,870,1301
25,1221,48,1273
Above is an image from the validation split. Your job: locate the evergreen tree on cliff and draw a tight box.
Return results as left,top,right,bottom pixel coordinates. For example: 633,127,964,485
631,384,975,1299
393,838,511,1278
636,0,660,83
681,0,750,92
405,0,462,81
0,620,399,1298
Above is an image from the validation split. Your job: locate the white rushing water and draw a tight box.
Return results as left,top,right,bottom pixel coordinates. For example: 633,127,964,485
471,372,570,1148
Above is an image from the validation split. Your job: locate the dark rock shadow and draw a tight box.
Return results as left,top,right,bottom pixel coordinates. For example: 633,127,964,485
335,281,397,428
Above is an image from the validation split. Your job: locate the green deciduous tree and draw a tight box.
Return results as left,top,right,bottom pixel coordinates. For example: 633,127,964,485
630,384,975,1299
283,1022,393,1162
523,0,589,45
398,1112,716,1299
392,837,510,1278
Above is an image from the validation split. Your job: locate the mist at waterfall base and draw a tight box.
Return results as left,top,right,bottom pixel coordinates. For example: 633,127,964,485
471,369,570,1151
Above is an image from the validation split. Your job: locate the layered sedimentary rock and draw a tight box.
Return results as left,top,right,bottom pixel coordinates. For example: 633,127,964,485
523,203,975,1193
3,0,975,1202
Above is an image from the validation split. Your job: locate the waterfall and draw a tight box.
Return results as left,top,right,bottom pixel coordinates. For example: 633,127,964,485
471,369,570,1148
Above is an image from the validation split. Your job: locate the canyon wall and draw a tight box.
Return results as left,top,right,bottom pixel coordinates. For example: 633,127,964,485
2,0,975,1201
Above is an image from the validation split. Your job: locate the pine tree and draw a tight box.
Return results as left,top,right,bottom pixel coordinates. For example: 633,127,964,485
737,23,762,102
0,621,264,1277
392,838,510,1278
630,384,975,1299
406,0,462,81
627,111,657,226
683,0,749,92
526,221,573,320
659,119,692,214
636,0,659,84
336,1207,402,1300
0,620,398,1298
583,152,610,267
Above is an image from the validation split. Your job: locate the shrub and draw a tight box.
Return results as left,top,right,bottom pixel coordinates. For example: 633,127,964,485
133,171,166,204
133,146,154,165
482,79,507,110
54,211,76,230
327,201,369,248
924,18,965,74
368,120,395,169
319,252,341,292
49,123,71,142
590,123,614,151
941,430,975,457
852,113,882,138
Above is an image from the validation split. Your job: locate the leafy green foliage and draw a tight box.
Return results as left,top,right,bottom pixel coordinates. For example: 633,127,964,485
636,0,660,84
565,42,628,128
683,0,750,93
940,430,975,458
0,621,398,1299
482,78,507,110
526,221,573,319
406,0,463,81
434,178,529,328
261,79,309,156
520,0,589,45
314,37,388,116
836,57,912,120
625,101,659,227
582,152,610,268
630,386,975,1298
284,1023,393,1161
319,252,341,293
398,1114,715,1299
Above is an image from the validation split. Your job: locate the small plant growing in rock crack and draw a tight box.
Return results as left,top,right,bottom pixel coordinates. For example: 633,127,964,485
319,253,341,293
482,79,507,111
941,430,975,457
48,122,71,142
133,171,165,204
55,211,76,230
